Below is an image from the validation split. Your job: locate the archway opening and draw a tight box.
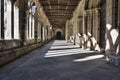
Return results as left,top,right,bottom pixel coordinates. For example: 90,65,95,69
56,31,62,40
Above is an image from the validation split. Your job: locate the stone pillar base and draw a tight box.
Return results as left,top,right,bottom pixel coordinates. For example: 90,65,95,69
108,55,120,66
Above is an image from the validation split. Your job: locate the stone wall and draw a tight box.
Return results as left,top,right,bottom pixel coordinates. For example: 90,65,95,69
65,0,120,65
66,0,101,50
0,40,50,66
0,0,53,66
105,0,120,65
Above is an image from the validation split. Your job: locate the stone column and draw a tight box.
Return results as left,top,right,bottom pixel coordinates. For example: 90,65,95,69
0,0,1,39
95,9,100,43
41,24,43,41
119,0,120,54
11,2,14,39
105,0,120,65
42,26,45,41
92,10,95,38
99,0,106,49
79,16,83,34
19,1,28,46
34,13,39,43
83,12,87,34
93,8,99,43
87,11,90,35
1,0,4,39
78,15,83,48
118,0,120,57
118,0,120,54
83,11,88,49
86,10,92,50
88,10,92,36
65,20,69,41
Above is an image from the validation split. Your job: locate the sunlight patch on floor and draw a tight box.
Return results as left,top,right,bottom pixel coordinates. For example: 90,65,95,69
45,48,94,58
73,54,104,62
50,45,80,50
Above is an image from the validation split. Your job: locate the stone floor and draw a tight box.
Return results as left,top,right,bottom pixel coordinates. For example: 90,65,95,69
0,40,120,80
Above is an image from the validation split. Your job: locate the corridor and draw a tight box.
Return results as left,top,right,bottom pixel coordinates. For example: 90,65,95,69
0,40,120,80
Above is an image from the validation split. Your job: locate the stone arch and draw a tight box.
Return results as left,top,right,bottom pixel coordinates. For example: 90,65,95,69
13,0,19,7
55,28,64,40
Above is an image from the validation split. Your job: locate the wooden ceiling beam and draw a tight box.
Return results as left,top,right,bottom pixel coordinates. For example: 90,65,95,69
41,4,78,7
43,8,74,10
39,0,81,28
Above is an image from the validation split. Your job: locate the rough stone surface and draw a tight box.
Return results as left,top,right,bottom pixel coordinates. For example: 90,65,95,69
0,40,50,66
0,40,120,80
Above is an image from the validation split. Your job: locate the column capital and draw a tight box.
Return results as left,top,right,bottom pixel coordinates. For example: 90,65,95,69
85,8,100,14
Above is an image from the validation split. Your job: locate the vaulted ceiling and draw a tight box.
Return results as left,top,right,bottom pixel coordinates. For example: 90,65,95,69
39,0,81,28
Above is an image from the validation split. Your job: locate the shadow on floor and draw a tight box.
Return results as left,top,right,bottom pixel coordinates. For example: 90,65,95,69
0,40,120,80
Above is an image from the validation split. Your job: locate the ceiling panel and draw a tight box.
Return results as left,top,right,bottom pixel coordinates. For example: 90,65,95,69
39,0,81,28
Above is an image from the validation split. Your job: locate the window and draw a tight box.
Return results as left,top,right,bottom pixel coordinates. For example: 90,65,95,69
4,0,12,40
31,16,35,39
0,0,19,40
27,2,35,39
14,4,19,39
28,14,32,39
28,14,34,39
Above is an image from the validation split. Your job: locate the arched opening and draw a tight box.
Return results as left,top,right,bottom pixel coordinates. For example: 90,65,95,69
4,0,12,40
55,28,65,40
14,1,19,39
27,1,36,39
56,31,62,40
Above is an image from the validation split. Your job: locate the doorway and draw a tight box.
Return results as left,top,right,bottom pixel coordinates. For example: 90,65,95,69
56,31,62,40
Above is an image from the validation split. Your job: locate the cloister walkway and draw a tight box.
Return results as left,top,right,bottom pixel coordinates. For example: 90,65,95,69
0,40,120,80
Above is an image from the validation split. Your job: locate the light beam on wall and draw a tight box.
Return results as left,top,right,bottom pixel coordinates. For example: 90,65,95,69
110,29,119,45
106,24,112,30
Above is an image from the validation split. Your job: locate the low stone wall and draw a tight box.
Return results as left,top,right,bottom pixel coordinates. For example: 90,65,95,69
0,40,50,66
0,40,21,52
